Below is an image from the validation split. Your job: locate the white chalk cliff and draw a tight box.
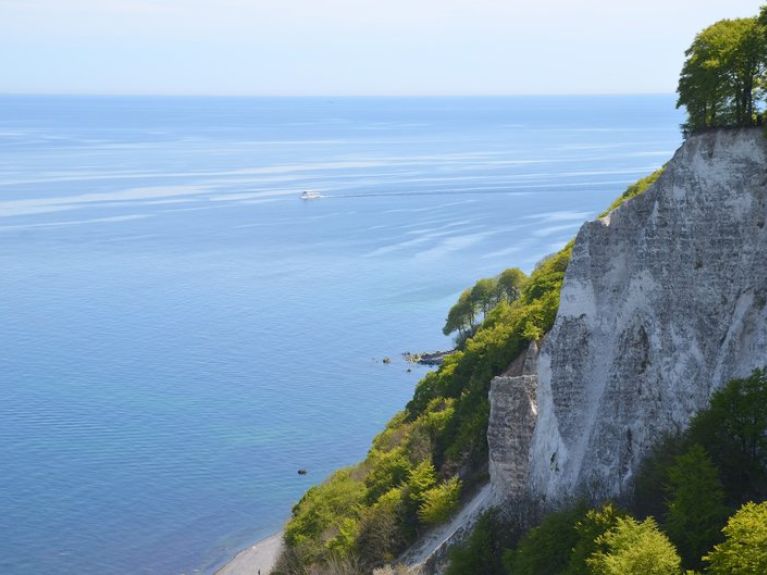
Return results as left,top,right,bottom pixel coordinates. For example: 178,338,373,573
489,128,767,507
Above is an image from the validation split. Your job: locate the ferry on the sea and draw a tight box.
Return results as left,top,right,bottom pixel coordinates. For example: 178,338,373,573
300,190,321,200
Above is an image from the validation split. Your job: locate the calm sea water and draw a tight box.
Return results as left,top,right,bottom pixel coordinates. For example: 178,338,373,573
0,96,682,574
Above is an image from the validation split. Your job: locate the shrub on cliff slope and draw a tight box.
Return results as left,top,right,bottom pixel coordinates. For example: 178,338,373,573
283,467,367,564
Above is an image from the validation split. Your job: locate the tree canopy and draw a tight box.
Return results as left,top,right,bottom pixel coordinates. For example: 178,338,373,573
663,445,728,568
586,517,682,575
688,368,767,501
442,268,527,341
704,501,767,575
677,14,767,134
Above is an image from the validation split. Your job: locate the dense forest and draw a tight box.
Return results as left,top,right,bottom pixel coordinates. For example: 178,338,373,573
274,6,767,575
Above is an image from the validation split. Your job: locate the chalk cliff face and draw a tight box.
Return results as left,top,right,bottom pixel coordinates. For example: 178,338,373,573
489,129,767,506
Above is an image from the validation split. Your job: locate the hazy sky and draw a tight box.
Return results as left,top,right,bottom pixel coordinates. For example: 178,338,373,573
1,0,764,96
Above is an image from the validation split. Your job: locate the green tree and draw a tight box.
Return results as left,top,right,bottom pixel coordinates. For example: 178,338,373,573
677,17,767,133
417,476,461,525
632,432,688,521
565,503,624,575
688,369,767,501
405,460,437,509
663,445,729,569
730,18,767,125
503,505,585,575
443,289,476,338
704,501,767,575
470,277,499,316
283,467,367,565
364,447,412,504
587,516,682,575
497,268,526,303
678,20,737,131
356,488,407,566
446,511,508,575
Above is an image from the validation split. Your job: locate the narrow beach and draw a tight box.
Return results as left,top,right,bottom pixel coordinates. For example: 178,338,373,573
215,533,283,575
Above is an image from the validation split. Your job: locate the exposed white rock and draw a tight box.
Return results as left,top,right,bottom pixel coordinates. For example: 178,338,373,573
488,342,539,503
489,128,767,506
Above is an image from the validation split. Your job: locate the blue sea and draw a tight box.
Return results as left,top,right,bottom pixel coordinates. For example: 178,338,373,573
0,96,682,574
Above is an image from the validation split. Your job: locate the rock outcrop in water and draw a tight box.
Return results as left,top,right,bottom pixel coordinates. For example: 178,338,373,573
488,128,767,508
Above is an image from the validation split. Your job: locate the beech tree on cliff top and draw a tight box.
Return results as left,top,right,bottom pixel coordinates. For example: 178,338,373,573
677,12,767,134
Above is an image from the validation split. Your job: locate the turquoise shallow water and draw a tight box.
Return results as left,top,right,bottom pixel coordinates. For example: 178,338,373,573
0,96,682,574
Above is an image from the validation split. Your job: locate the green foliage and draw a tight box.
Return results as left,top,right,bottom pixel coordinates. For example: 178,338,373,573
495,503,624,575
467,366,767,575
633,433,689,521
503,505,586,575
677,16,767,133
471,277,500,315
406,460,438,506
704,501,767,575
688,369,767,502
599,168,665,217
418,476,461,525
364,447,412,504
446,511,509,575
326,516,360,556
412,247,571,471
664,445,728,569
587,516,682,575
497,267,525,303
634,369,767,523
356,488,407,566
283,467,366,565
443,270,527,339
443,289,476,338
566,503,625,575
418,397,456,437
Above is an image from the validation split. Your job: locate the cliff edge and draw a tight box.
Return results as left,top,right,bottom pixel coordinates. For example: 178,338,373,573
489,128,767,507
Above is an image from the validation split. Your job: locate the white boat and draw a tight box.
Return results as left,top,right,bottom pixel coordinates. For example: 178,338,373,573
300,190,321,200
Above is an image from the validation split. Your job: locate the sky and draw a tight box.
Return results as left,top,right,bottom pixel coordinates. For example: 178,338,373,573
0,0,764,96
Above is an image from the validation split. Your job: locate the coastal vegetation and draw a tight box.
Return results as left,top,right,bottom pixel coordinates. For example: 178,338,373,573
447,370,767,575
278,247,571,573
677,5,767,134
276,166,667,573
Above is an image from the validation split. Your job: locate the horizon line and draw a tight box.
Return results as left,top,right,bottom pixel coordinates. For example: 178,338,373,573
0,91,677,99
